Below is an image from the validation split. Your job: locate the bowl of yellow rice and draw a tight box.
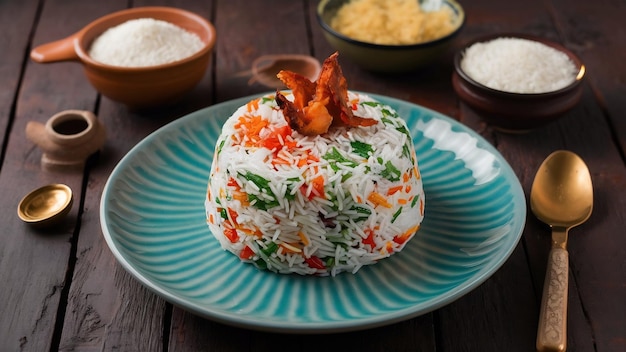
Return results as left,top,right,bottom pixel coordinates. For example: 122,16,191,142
316,0,465,72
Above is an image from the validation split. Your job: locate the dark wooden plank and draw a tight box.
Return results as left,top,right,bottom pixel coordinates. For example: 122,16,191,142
169,310,434,352
169,310,253,352
550,0,626,159
212,0,312,103
0,0,107,349
0,0,38,142
436,248,539,352
256,319,435,352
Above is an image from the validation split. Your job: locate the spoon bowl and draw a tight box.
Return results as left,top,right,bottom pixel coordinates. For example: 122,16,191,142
531,151,593,227
249,54,321,89
530,150,593,352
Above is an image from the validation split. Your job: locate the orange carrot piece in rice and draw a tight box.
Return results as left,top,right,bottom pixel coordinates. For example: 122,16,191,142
311,175,326,199
232,190,249,205
368,192,392,208
387,185,403,195
298,231,310,246
394,224,420,245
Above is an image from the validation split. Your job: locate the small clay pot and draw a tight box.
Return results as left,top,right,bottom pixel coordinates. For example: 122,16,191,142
26,110,106,171
452,33,586,133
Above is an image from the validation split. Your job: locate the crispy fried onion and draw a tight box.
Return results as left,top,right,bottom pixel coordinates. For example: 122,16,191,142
275,52,377,136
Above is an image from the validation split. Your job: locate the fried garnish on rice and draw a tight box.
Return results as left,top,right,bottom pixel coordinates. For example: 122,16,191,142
275,52,377,136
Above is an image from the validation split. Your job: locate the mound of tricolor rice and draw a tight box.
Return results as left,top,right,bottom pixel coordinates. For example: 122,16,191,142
205,91,424,276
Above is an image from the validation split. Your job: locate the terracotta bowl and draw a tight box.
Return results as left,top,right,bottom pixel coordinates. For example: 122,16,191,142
452,33,586,133
316,0,465,72
30,7,216,110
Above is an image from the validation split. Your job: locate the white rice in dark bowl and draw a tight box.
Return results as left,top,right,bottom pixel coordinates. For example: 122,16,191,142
205,91,425,276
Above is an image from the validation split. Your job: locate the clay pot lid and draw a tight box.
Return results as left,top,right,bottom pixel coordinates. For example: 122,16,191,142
18,184,73,226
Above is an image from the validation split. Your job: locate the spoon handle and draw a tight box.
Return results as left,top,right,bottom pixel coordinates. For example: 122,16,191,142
536,247,569,352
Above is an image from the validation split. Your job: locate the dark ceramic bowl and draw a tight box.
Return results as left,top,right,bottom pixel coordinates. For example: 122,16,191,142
30,7,216,110
317,0,465,72
452,33,585,133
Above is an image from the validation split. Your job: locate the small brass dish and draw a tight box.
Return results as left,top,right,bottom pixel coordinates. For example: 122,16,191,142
18,184,73,226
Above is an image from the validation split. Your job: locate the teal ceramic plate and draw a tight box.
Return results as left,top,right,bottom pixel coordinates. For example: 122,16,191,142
100,93,525,333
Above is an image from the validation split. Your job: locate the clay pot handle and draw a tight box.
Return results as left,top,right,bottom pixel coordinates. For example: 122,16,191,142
30,33,81,63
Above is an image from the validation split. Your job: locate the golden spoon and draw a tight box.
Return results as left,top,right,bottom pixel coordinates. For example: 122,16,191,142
530,150,593,352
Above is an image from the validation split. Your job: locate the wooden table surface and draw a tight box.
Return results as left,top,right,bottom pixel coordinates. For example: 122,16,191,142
1,0,625,351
